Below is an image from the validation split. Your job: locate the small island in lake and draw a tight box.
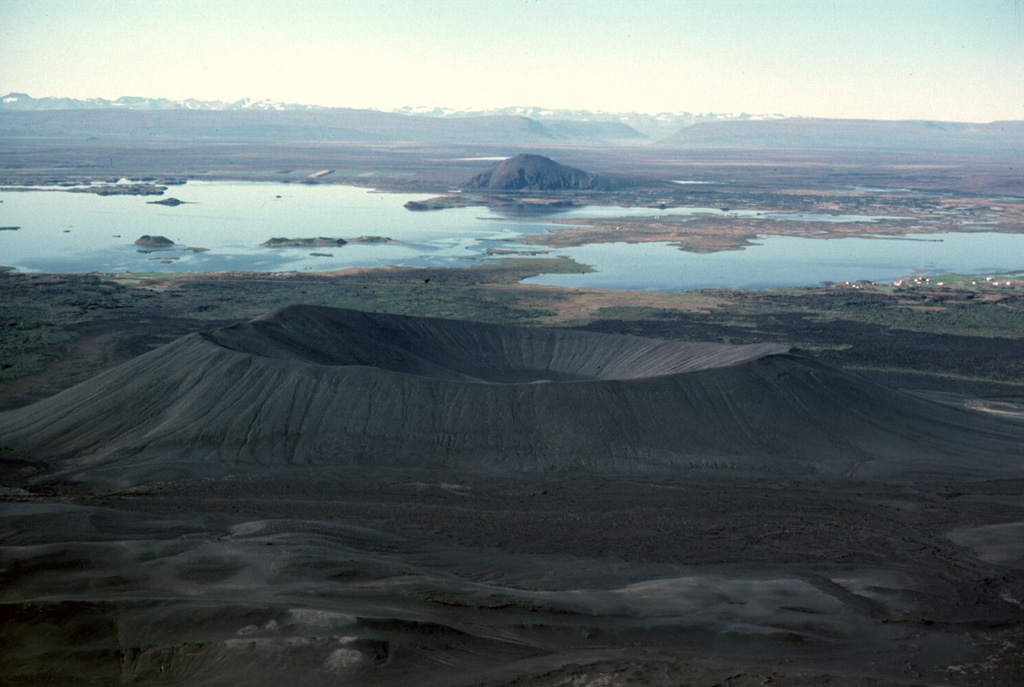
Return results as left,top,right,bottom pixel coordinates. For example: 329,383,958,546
147,197,188,206
261,237,348,248
69,184,167,196
134,235,175,247
404,199,451,211
347,235,393,243
259,236,393,248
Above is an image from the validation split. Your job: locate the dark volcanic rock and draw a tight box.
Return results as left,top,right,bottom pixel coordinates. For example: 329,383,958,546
463,154,598,191
404,200,443,211
134,235,175,247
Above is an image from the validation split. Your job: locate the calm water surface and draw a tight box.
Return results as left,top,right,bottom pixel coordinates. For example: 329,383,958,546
0,182,537,273
1,181,1022,290
523,234,1024,290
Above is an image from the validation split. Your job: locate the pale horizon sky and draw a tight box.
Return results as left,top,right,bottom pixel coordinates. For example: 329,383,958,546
2,0,1023,122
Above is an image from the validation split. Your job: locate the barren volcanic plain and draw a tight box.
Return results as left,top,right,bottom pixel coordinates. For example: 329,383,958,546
2,113,1024,685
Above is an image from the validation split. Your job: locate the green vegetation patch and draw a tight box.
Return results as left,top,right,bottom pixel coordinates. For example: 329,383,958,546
2,260,1023,400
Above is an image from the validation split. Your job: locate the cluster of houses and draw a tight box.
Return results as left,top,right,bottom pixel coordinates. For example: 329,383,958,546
891,275,1022,289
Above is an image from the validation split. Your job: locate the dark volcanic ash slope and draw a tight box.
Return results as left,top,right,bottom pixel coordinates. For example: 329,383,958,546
1,305,1021,487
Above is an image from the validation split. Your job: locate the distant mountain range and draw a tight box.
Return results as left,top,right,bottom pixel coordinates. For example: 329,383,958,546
0,92,321,112
659,117,1024,153
0,92,782,138
0,107,647,145
1,93,1020,153
391,105,787,138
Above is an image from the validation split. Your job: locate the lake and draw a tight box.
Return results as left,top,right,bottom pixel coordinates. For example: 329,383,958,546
523,233,1024,290
2,180,1022,290
0,181,540,273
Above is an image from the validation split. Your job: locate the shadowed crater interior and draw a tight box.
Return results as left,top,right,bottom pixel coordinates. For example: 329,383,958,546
203,305,787,383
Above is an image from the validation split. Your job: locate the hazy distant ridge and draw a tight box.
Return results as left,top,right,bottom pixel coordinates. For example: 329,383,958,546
0,92,782,137
0,92,322,112
391,105,788,138
0,107,644,145
2,93,1021,152
661,117,1024,153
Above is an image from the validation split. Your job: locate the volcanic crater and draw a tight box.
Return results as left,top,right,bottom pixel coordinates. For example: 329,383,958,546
1,305,1022,488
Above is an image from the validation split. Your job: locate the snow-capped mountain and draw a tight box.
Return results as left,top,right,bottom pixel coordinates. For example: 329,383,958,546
0,93,785,136
390,105,787,137
0,93,323,112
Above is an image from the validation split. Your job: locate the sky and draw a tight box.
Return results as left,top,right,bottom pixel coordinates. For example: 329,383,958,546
1,0,1022,122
